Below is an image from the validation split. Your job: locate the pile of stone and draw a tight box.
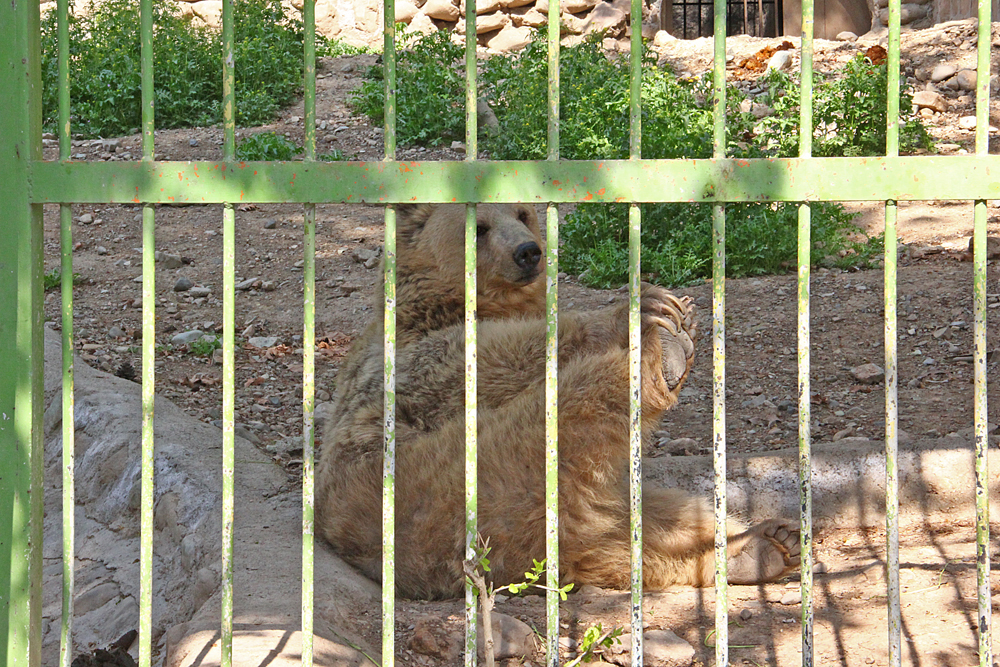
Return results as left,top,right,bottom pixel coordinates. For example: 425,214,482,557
397,0,647,52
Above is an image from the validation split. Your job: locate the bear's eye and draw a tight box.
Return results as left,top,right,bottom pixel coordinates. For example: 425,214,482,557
476,225,489,237
517,210,529,225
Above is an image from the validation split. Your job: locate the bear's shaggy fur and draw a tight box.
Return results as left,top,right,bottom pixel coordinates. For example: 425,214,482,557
316,203,799,600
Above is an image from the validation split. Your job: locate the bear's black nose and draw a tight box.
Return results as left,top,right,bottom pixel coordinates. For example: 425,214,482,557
513,242,542,271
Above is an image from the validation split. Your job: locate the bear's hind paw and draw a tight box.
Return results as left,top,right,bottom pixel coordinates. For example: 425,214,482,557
726,519,802,585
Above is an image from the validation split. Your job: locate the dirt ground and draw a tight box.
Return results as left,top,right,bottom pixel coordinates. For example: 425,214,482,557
43,20,1000,667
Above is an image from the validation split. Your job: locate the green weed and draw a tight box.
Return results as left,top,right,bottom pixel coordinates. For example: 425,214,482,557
236,131,301,160
40,0,314,137
44,268,84,291
189,336,222,357
350,30,467,146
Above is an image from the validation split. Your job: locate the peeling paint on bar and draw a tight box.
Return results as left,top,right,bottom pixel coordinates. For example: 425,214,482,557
28,157,1000,205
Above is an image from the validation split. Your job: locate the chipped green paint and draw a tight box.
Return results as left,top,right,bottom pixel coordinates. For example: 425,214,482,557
973,1,992,664
138,0,156,661
381,5,397,667
58,0,75,662
884,1,902,665
29,157,1000,205
220,1,236,664
463,7,479,664
464,203,478,667
301,1,317,664
544,0,561,658
710,0,728,662
797,0,815,661
627,0,644,661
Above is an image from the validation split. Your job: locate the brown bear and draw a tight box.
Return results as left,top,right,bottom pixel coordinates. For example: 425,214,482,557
316,203,799,600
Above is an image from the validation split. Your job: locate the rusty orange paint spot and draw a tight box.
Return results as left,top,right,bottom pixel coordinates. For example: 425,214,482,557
240,191,245,200
399,164,413,173
597,188,605,196
583,192,593,201
553,180,561,185
254,170,258,175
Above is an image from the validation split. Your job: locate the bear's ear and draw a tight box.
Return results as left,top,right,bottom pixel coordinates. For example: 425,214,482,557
395,204,435,242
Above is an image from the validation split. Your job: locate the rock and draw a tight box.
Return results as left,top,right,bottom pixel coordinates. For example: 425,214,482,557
188,286,211,298
108,325,126,339
930,63,957,83
911,90,948,113
155,251,185,270
486,23,532,51
836,30,858,41
780,590,803,605
266,436,303,458
235,277,260,291
561,0,598,11
407,11,437,33
171,330,204,345
582,2,626,33
396,0,419,21
351,248,380,266
263,218,277,230
95,246,108,255
510,6,546,27
477,99,500,130
766,49,793,72
167,629,376,667
955,68,977,91
850,363,885,385
247,336,279,348
314,401,336,433
79,213,94,224
173,277,193,292
476,612,536,660
421,0,459,20
188,138,198,147
959,115,978,130
664,437,698,453
609,630,695,667
653,29,675,47
967,235,1000,259
451,140,466,153
475,8,509,32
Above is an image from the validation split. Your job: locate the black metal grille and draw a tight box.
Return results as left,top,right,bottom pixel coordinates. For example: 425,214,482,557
666,0,783,39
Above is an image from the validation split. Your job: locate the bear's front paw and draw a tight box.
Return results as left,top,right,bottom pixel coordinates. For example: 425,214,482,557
726,519,802,585
640,285,697,391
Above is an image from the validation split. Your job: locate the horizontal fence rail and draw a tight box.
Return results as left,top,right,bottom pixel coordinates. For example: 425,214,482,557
26,156,1000,204
0,0,994,660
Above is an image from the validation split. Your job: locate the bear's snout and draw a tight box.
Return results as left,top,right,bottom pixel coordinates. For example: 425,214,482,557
513,241,542,276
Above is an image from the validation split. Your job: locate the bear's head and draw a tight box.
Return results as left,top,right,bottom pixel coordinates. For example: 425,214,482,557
396,203,545,314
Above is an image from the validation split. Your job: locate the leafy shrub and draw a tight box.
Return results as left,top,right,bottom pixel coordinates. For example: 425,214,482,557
40,0,314,136
236,131,301,160
754,55,934,157
189,336,222,357
562,202,881,288
350,31,467,146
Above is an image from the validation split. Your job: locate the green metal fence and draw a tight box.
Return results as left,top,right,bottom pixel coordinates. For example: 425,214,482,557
0,0,995,662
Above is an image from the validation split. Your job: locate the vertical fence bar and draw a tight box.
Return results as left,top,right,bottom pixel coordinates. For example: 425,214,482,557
381,0,397,661
972,0,992,662
711,0,728,661
545,0,561,661
0,0,43,662
797,0,814,662
627,0,643,663
57,0,75,662
301,0,317,662
220,0,237,662
138,0,156,661
883,0,901,662
463,2,479,662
